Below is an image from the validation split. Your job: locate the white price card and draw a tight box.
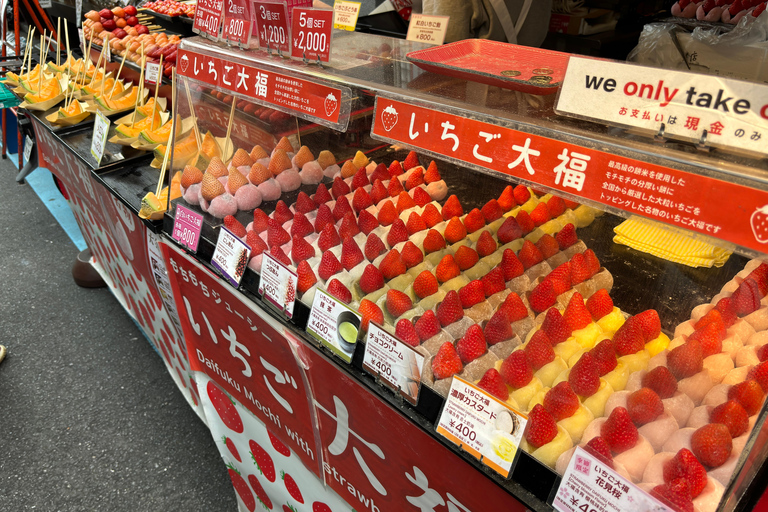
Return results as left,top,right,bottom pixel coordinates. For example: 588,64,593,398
333,0,360,31
436,376,527,478
553,446,673,512
90,111,110,164
307,288,361,363
23,135,33,164
104,41,111,62
211,226,251,287
76,0,82,26
406,14,449,45
39,0,52,8
363,322,424,405
78,29,84,53
145,62,160,85
258,253,298,318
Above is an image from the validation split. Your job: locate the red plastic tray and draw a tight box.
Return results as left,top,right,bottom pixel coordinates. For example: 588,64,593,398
406,40,570,95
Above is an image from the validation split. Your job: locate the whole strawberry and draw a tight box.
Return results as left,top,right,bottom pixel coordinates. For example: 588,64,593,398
652,479,694,512
641,366,678,399
727,379,764,415
667,339,703,379
525,330,555,370
541,308,572,345
691,423,732,468
600,406,638,454
476,368,509,401
436,290,464,327
500,350,533,388
385,289,413,318
432,342,463,380
543,381,580,422
663,448,708,498
626,387,663,426
525,404,558,448
456,324,487,364
568,352,600,397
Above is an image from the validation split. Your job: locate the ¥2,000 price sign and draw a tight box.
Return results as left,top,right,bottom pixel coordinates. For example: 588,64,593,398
406,13,449,45
258,252,298,318
251,0,290,53
193,0,223,39
172,204,204,252
436,376,527,478
222,0,250,45
363,323,424,405
290,8,333,62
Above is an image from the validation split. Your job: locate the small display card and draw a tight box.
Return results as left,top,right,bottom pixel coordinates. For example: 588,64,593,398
406,14,449,45
363,322,424,405
259,252,298,318
252,0,290,53
222,0,251,45
90,111,110,164
307,288,361,363
172,204,204,252
193,0,223,39
145,62,161,85
333,0,360,31
211,227,251,287
290,7,333,62
23,135,33,164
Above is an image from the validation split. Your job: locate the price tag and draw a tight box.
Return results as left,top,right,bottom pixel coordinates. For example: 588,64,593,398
436,376,527,478
333,0,360,31
172,204,204,252
290,7,333,62
222,0,251,45
39,0,52,9
363,323,424,405
90,111,110,164
258,252,298,318
76,0,82,27
252,0,290,53
193,0,223,40
211,226,251,287
145,62,160,85
553,447,673,512
78,28,84,53
307,288,361,363
23,135,33,164
406,14,449,45
104,41,111,62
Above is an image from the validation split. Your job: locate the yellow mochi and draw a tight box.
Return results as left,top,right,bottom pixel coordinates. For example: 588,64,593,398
535,357,568,387
529,425,574,469
582,379,615,418
645,333,671,357
510,376,544,411
597,307,625,335
603,360,630,391
571,323,604,350
558,404,594,444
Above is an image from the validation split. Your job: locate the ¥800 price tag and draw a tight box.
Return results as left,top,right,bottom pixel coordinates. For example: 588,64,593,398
251,0,290,53
406,14,449,45
291,8,332,62
222,0,250,45
258,252,298,318
90,111,110,164
363,323,424,405
436,376,527,478
307,288,361,363
172,204,204,252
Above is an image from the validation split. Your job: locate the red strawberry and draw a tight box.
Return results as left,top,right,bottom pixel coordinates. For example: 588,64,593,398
424,161,441,183
387,218,409,247
369,179,388,206
641,366,678,399
406,212,427,235
569,253,591,285
541,308,572,344
529,280,557,314
247,232,267,257
357,209,379,235
405,167,424,190
415,310,441,341
691,423,732,468
500,350,533,388
249,439,275,481
710,399,749,438
377,200,398,226
513,185,531,205
248,473,273,509
331,176,350,199
208,381,243,433
402,151,420,170
296,261,317,294
273,200,293,225
459,280,485,309
269,246,291,266
535,234,560,259
497,186,516,211
413,270,439,299
556,223,578,249
396,191,416,213
281,471,304,503
529,202,551,226
441,195,464,220
481,267,506,297
590,338,617,376
332,195,353,222
547,262,572,295
728,379,764,415
422,229,446,254
386,289,413,318
443,216,467,244
652,479,694,512
569,352,600,397
601,406,639,454
563,292,591,331
252,209,270,233
484,310,514,345
435,254,461,283
525,404,558,448
748,263,768,295
547,196,566,217
518,240,543,269
352,187,372,213
326,279,352,303
481,199,503,223
228,465,256,511
584,249,601,275
379,249,406,280
463,209,485,234
586,289,613,320
634,309,662,342
340,237,364,270
500,249,524,280
544,381,580,421
627,387,664,426
387,176,404,197
515,210,535,234
359,264,385,294
432,341,463,380
476,368,509,401
421,203,443,228
313,204,334,233
388,160,404,177
693,308,725,331
525,330,555,369
476,230,497,258
436,291,464,326
290,212,314,238
351,167,369,190
358,299,383,331
714,297,738,327
663,448,708,498
400,241,424,269
456,324,487,363
267,218,291,247
317,223,341,253
496,216,523,244
613,318,645,356
396,318,420,347
688,322,724,358
181,165,203,189
454,245,479,271
563,198,580,210
748,360,768,391
369,163,389,184
667,339,703,379
317,252,342,281
224,215,247,238
295,191,316,214
291,235,315,265
364,233,386,261
759,344,768,363
731,278,762,317
313,183,332,205
584,436,614,468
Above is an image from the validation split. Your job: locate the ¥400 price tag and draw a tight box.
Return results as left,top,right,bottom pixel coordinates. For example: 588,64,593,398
363,323,424,405
291,8,332,62
258,252,298,318
251,0,290,53
211,226,250,287
172,204,204,252
406,14,449,45
307,288,361,363
193,0,223,39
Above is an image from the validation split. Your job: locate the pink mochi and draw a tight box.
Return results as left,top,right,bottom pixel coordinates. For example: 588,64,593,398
258,179,282,201
183,183,201,205
234,184,263,211
299,161,324,185
207,193,238,218
275,169,302,192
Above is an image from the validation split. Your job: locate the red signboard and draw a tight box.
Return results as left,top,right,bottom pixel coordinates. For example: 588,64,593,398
251,0,290,53
193,0,223,39
291,8,333,62
371,97,768,254
178,48,343,124
221,0,251,45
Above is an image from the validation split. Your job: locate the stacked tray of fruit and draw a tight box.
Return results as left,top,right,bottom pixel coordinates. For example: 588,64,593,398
83,6,149,42
142,0,196,18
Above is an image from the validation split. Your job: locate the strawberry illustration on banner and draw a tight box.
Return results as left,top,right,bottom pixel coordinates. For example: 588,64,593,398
324,93,338,117
381,105,398,131
751,205,768,243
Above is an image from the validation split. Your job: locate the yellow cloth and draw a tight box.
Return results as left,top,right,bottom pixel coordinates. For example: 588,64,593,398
613,216,732,268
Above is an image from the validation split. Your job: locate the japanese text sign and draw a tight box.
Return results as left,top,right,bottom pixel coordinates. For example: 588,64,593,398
333,0,360,31
307,288,360,363
557,56,768,156
251,0,290,53
436,376,526,478
554,447,672,512
290,8,333,62
211,226,251,287
363,323,423,405
259,252,298,318
221,0,251,45
193,0,223,39
371,96,768,253
172,204,204,252
145,62,160,85
406,14,449,45
90,111,109,165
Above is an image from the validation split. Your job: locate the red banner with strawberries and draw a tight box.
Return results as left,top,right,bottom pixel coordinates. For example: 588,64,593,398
371,96,768,254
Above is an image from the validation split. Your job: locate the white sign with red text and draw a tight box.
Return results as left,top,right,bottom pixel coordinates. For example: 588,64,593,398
406,14,449,45
363,323,423,404
258,253,298,318
211,227,250,287
556,57,768,155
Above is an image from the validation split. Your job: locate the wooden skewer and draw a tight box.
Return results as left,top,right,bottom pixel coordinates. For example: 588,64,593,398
149,54,162,127
64,19,71,69
19,25,31,77
223,95,236,160
38,34,44,94
89,40,105,87
183,77,201,151
41,30,50,69
130,45,145,127
99,35,109,98
56,18,60,68
108,49,127,98
155,67,176,198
